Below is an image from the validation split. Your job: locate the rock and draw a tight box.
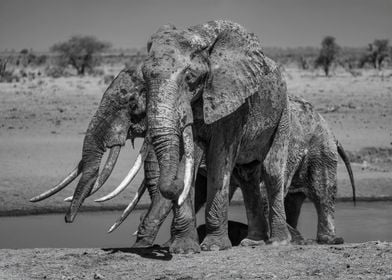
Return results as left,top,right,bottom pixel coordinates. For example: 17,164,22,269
93,272,104,279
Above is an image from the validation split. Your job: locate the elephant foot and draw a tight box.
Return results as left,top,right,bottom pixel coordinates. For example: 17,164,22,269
288,226,305,245
317,235,344,245
200,234,232,251
267,224,292,246
132,238,154,248
301,239,318,245
267,231,291,246
169,236,200,254
240,238,265,247
267,237,291,246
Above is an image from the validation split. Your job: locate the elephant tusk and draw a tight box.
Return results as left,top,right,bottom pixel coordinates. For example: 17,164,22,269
108,180,147,233
30,161,82,202
63,196,73,202
63,146,121,202
178,126,194,206
95,140,149,202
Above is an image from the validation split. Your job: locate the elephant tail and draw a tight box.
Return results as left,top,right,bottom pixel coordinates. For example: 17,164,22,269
337,140,356,205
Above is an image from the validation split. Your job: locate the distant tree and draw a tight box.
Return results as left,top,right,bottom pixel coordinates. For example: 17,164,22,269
315,36,340,76
50,35,111,75
20,49,29,55
360,39,390,69
0,58,7,77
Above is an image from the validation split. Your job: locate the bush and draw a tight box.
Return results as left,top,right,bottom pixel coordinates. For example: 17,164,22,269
45,66,66,78
0,58,19,82
315,36,340,76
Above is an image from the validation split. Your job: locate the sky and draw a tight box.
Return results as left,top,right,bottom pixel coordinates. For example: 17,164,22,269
0,0,391,51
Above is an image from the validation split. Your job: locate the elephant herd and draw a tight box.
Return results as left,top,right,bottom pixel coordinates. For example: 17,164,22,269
31,20,355,253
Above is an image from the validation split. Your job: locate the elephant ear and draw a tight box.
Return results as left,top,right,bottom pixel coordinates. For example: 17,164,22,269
203,30,269,124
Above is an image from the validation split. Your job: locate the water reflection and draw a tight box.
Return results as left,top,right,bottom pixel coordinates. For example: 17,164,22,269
0,202,390,248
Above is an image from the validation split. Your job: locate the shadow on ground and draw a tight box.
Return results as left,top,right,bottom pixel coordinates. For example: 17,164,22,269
102,245,173,261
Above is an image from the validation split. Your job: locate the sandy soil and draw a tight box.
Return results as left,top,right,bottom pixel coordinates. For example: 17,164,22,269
1,241,391,279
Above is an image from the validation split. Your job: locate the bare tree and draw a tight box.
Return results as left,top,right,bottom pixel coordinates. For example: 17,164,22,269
315,36,340,76
50,35,111,75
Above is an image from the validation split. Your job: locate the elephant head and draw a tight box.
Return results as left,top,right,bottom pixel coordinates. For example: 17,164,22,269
30,66,149,222
142,20,270,203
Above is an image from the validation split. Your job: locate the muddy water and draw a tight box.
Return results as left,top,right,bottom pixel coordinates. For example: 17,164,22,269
0,202,391,248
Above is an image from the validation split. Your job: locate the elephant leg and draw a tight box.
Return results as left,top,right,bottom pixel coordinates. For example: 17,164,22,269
232,166,268,246
263,109,291,245
162,169,207,248
168,142,204,253
194,167,238,214
285,192,306,229
169,188,200,253
308,161,343,245
194,172,207,214
134,150,173,248
201,129,241,251
133,194,173,248
285,192,307,244
263,171,291,245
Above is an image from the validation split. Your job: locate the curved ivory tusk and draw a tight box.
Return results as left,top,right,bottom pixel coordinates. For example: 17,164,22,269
63,146,121,202
108,180,147,233
95,141,149,202
178,126,194,206
63,195,73,202
30,161,82,202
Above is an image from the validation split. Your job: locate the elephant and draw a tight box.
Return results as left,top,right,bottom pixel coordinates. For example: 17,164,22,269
29,67,154,223
27,66,217,251
141,20,290,251
235,95,356,244
109,95,356,247
32,20,290,252
30,62,355,251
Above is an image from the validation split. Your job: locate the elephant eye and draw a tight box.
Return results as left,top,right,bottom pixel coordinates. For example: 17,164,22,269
184,70,197,84
120,89,130,98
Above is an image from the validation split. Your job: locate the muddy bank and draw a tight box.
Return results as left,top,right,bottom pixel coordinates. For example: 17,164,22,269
1,197,392,218
0,242,391,279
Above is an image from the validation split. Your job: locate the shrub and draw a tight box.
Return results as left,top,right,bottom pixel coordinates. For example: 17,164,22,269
45,66,65,78
315,36,340,76
0,58,19,83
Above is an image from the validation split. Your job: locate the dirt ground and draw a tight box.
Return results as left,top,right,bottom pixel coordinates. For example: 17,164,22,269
0,241,391,279
0,67,391,279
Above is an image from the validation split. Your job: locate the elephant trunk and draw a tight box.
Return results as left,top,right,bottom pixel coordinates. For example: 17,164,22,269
65,116,107,223
147,78,182,200
152,133,181,200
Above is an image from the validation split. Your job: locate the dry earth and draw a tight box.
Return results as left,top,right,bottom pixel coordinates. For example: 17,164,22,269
0,67,391,279
1,242,391,279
